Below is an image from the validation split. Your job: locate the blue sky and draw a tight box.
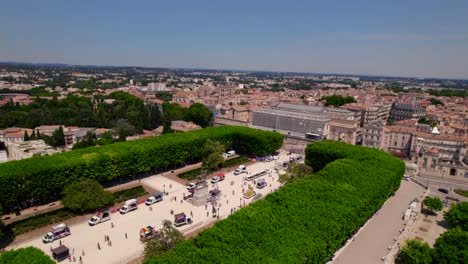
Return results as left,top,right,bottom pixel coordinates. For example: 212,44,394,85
1,0,467,79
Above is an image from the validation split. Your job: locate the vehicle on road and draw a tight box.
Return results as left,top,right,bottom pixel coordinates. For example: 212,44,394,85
438,188,449,194
403,175,410,181
43,223,71,243
174,213,192,227
140,225,158,242
256,178,267,189
119,198,138,214
187,183,196,191
234,165,247,175
227,150,236,157
145,191,164,205
210,174,225,183
88,210,111,226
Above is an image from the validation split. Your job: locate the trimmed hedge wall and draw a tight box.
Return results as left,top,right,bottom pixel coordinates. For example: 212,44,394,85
0,126,283,208
145,141,404,264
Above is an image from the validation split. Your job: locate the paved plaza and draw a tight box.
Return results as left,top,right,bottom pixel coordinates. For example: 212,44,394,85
7,151,295,263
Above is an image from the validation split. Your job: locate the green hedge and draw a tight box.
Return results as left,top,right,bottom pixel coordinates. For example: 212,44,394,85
146,141,404,263
7,209,76,236
0,126,283,208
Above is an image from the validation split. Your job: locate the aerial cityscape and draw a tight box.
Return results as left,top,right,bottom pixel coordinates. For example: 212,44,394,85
0,1,467,264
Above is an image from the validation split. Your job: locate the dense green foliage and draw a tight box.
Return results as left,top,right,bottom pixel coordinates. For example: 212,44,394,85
113,186,148,203
423,197,443,214
155,92,172,102
454,189,468,198
433,227,468,263
162,102,213,128
418,117,437,128
0,247,54,264
321,95,356,107
202,140,224,171
398,240,433,264
428,98,444,106
0,92,161,133
145,141,403,263
144,220,184,259
61,179,114,213
444,202,468,231
72,131,115,150
278,163,313,184
7,209,76,236
0,126,282,209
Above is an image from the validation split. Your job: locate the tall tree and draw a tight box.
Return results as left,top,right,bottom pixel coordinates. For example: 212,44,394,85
52,126,66,146
423,197,443,215
186,103,213,128
0,247,54,264
433,227,468,264
144,220,184,260
202,139,224,171
444,202,468,231
397,240,432,264
279,163,313,184
23,130,30,141
61,179,114,213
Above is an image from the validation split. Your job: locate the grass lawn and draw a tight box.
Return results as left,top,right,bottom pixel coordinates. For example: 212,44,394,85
454,189,468,198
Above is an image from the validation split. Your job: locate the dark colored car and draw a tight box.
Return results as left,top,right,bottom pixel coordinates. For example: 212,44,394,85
438,188,449,194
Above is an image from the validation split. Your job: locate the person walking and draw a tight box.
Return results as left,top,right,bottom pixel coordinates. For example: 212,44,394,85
125,233,128,239
97,243,101,250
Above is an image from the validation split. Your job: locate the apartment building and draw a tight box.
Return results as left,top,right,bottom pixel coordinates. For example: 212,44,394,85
362,121,385,149
6,140,60,161
389,102,426,123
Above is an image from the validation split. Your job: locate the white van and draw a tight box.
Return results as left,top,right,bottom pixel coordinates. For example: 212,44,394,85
227,150,236,157
234,165,247,175
119,199,138,214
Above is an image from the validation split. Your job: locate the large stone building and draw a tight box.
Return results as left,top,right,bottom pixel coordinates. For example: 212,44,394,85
389,102,425,123
252,103,356,143
362,121,386,149
410,133,467,182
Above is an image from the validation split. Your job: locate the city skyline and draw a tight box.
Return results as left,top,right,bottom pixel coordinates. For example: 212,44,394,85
1,0,468,79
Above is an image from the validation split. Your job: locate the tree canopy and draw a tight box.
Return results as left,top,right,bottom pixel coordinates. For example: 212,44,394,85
61,179,114,212
398,240,433,264
433,227,468,264
278,163,313,184
423,197,443,215
144,220,184,260
202,140,225,171
0,247,54,264
321,95,356,107
444,202,468,231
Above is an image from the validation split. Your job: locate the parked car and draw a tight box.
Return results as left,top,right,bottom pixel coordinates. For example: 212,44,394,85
145,191,163,205
88,210,111,226
256,179,267,189
211,174,225,183
234,165,247,175
187,183,196,191
438,188,449,194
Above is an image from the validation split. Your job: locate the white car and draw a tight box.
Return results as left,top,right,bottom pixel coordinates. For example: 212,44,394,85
187,183,196,191
210,176,220,184
88,211,111,226
145,195,162,205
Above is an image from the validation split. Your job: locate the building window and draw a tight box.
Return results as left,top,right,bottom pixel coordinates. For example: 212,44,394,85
450,168,456,176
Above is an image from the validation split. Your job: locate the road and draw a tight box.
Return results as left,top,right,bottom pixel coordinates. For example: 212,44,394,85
7,151,296,263
332,180,426,264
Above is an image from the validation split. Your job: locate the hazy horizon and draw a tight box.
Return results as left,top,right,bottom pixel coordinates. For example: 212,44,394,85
1,0,467,79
